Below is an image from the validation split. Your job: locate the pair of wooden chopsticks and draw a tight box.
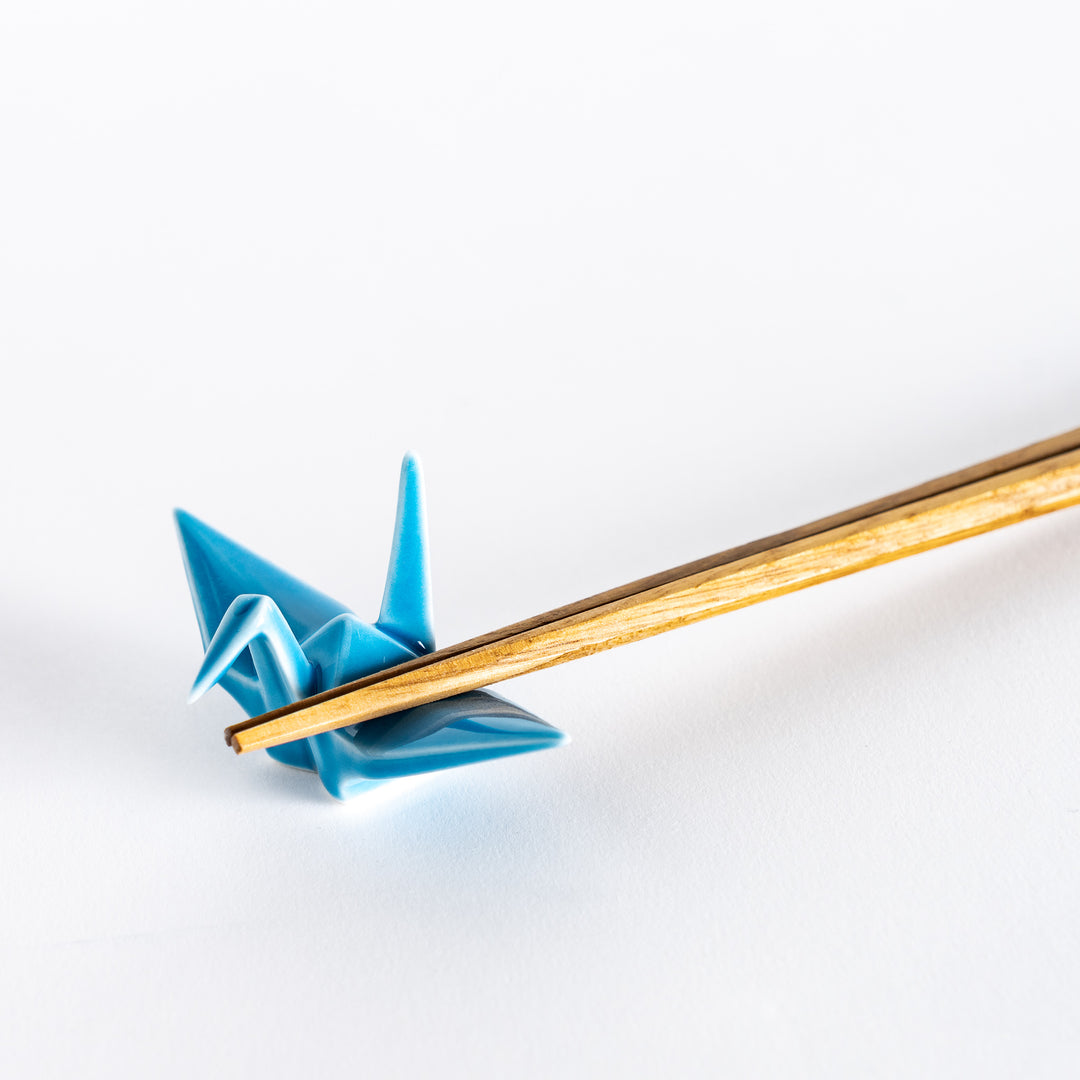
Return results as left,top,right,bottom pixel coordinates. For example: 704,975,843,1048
226,425,1080,754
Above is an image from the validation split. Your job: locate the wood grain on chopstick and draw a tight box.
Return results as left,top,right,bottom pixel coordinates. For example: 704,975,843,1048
227,427,1080,754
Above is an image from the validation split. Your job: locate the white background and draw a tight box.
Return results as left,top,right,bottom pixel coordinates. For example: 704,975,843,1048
2,2,1080,1076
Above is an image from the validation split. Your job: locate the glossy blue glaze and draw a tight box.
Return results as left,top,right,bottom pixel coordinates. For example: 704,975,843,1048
176,455,565,799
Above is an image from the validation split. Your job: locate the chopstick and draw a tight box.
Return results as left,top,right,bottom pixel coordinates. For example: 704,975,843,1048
227,426,1080,754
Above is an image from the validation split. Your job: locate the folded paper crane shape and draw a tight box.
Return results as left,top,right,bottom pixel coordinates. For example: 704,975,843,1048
176,455,565,799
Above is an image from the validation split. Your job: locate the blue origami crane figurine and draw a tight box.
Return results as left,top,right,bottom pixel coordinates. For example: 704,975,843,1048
176,455,565,799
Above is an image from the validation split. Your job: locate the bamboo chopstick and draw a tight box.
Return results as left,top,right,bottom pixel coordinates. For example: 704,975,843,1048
227,426,1080,754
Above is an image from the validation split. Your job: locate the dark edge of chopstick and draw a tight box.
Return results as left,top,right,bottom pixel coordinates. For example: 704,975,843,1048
224,424,1080,745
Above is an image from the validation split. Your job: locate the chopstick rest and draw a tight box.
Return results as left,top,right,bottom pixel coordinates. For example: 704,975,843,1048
176,455,565,800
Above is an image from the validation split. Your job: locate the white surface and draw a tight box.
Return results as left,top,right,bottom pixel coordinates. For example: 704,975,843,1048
2,2,1080,1076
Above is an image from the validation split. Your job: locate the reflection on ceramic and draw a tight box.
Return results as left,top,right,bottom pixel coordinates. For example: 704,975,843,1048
176,455,565,799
